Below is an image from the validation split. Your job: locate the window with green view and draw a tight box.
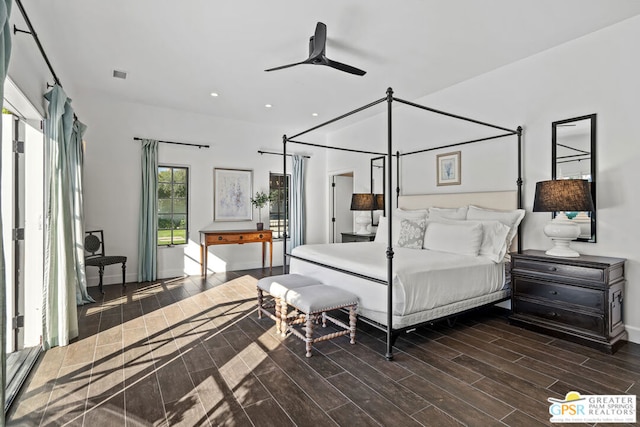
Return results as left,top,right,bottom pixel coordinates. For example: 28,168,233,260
158,166,189,246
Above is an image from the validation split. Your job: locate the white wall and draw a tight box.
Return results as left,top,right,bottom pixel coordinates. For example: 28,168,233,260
327,16,640,343
60,94,327,285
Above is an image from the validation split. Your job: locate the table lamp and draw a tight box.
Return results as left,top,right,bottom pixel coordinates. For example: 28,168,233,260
533,179,594,257
350,193,376,234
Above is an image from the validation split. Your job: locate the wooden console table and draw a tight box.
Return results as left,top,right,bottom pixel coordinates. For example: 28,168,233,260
200,229,273,276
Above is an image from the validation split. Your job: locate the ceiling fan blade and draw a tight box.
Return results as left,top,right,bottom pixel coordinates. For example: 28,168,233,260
326,59,366,76
264,61,307,72
309,22,327,59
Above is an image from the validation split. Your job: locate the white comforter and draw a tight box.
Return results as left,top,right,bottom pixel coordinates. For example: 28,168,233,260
290,242,505,316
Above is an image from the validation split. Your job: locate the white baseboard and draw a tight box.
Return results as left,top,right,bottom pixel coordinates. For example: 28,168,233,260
625,324,640,344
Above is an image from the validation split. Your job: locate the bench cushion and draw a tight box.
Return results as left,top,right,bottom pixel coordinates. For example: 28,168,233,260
257,274,322,298
282,284,358,314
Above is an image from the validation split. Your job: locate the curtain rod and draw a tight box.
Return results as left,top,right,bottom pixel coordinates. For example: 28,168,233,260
133,137,210,149
14,0,62,87
258,150,310,159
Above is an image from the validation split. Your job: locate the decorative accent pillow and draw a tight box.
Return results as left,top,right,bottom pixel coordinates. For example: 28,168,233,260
397,219,427,249
428,206,468,220
466,205,525,249
423,221,483,256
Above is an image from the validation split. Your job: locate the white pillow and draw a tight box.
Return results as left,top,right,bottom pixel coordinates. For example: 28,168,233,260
374,216,390,244
474,220,511,262
428,218,510,262
428,206,468,220
466,205,525,248
396,208,428,220
423,221,483,257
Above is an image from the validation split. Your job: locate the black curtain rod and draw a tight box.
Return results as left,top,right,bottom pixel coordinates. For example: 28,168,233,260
14,0,62,87
257,150,310,159
133,137,210,149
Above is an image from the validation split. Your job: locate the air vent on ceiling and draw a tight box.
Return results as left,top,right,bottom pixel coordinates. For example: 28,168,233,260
112,69,128,80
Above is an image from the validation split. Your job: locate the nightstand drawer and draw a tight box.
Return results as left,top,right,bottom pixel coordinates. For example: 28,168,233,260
514,299,604,335
514,278,604,311
513,258,604,283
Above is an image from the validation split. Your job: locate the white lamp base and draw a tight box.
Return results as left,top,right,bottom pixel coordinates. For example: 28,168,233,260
543,215,581,257
355,213,372,235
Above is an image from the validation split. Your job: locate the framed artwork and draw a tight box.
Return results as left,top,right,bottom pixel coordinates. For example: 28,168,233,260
436,151,461,186
214,168,253,221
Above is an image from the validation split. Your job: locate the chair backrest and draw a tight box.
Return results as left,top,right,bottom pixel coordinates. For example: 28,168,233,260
85,230,106,258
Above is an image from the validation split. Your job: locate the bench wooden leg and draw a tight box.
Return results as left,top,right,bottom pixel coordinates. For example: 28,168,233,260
349,305,357,344
280,299,288,337
305,315,314,358
257,289,264,319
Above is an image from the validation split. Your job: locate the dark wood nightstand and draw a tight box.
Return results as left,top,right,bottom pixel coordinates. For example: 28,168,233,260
340,232,376,243
509,250,626,353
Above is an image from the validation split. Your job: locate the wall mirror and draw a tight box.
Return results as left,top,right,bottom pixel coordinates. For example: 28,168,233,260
552,113,597,242
370,156,385,225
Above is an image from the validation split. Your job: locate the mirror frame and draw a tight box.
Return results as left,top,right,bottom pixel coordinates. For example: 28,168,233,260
370,156,385,225
552,113,597,242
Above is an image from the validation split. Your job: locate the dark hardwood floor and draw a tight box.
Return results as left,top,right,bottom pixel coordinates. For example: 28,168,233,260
7,268,639,426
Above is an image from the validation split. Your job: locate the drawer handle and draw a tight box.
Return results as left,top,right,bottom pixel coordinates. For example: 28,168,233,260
547,312,559,318
239,235,243,239
549,290,558,295
548,266,557,272
259,234,263,239
217,236,223,241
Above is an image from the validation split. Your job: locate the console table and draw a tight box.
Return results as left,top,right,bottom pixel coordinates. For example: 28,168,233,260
200,229,273,276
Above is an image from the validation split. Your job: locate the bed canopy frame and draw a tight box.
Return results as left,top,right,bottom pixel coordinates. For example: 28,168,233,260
282,87,523,360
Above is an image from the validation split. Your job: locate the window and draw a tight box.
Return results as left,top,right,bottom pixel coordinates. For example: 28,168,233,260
269,173,290,239
158,166,188,246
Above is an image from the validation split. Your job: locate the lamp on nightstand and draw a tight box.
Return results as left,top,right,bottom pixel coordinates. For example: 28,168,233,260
350,193,376,235
533,179,594,257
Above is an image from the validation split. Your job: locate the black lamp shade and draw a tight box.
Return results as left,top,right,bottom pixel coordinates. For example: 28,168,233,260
374,194,384,210
533,179,594,212
350,193,376,211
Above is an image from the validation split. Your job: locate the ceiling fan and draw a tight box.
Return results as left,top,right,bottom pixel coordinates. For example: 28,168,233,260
265,22,366,76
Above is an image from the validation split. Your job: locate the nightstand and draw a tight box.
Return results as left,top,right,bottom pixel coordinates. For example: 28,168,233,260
340,232,376,243
509,250,626,353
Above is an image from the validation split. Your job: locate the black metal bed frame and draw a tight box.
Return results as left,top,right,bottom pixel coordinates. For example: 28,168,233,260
282,87,523,360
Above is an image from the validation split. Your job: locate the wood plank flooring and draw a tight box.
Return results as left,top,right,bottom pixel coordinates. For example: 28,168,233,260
7,268,639,426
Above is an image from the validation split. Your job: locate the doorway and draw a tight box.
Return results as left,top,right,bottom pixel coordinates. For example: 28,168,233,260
2,97,45,411
330,172,353,243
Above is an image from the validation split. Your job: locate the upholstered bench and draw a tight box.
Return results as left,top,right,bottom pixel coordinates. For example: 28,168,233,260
257,274,322,335
281,284,358,358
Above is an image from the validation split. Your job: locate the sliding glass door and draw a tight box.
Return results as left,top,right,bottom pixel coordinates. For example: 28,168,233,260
2,109,44,410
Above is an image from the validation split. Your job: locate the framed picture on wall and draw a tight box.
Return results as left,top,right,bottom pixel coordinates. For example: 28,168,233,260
436,151,461,186
214,168,253,221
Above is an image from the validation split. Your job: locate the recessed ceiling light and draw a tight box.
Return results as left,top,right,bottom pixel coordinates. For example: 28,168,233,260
210,92,219,97
312,113,318,117
265,104,272,108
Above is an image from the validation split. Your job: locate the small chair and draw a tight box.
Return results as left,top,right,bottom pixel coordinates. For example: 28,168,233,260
84,230,127,294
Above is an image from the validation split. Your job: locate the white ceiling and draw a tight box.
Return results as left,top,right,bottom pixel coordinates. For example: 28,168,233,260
10,1,640,132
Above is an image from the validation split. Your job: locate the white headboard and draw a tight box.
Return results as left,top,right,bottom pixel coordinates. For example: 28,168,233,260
398,190,518,211
397,190,520,251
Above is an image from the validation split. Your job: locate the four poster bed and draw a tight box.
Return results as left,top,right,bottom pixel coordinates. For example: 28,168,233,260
281,88,523,360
